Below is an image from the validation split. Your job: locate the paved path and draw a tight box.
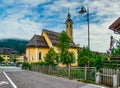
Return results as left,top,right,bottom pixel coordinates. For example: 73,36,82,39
0,66,107,88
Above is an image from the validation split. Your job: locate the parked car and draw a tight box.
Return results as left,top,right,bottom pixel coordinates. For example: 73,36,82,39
16,61,23,67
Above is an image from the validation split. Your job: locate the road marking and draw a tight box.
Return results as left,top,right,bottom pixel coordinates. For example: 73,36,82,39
0,81,9,85
3,71,17,88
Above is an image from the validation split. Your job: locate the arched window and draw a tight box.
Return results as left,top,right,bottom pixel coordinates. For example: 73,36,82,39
39,52,42,60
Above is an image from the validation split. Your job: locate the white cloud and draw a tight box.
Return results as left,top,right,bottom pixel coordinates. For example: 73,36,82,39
0,14,43,40
0,0,120,52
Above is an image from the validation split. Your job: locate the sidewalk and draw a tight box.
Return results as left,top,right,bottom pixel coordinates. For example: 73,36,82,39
79,84,108,88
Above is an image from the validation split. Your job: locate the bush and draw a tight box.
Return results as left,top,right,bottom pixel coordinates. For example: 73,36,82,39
95,58,103,70
0,56,5,63
22,62,31,70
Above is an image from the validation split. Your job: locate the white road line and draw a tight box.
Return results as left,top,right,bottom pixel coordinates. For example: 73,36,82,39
3,71,17,88
0,81,9,85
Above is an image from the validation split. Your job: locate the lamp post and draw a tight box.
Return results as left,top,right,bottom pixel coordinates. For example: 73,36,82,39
79,6,90,67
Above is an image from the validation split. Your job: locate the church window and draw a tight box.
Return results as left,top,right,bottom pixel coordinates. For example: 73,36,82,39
39,52,42,60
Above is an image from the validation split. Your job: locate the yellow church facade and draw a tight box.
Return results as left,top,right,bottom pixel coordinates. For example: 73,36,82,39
26,12,78,66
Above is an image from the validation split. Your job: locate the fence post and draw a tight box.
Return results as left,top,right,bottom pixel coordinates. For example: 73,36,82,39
113,74,117,88
96,72,101,84
68,66,71,78
84,65,87,80
56,66,59,76
43,65,44,73
37,65,39,72
116,69,119,87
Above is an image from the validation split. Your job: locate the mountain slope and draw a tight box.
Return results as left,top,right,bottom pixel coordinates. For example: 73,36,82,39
0,39,28,54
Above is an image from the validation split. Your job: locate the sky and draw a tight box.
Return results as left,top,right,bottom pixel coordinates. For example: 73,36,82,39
0,0,120,52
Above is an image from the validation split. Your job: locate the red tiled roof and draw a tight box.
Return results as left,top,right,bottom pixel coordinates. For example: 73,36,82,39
109,17,120,34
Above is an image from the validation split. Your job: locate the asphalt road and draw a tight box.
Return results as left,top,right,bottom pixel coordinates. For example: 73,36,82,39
0,66,106,88
0,66,22,88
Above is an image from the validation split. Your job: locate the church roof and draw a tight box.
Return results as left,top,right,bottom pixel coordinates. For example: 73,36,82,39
109,17,120,34
43,29,59,46
43,29,77,48
26,29,77,48
26,35,49,48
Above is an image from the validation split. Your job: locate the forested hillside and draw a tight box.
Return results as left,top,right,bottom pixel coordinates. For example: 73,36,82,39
0,39,28,54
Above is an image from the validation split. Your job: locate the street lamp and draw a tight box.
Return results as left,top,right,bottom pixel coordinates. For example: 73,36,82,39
79,6,90,67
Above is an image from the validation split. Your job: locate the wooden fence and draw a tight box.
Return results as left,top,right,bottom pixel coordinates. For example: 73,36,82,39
99,68,120,87
30,65,96,82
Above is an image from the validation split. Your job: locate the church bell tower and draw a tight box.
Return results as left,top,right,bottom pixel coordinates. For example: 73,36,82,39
65,12,73,41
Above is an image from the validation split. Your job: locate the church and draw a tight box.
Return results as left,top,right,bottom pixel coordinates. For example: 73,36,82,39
26,12,78,66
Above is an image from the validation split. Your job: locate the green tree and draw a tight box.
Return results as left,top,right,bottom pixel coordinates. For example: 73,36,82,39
95,58,103,70
78,46,104,68
67,52,75,66
57,31,70,52
57,31,75,66
44,48,59,66
111,39,120,55
78,55,88,67
0,56,5,63
78,47,89,66
60,50,75,66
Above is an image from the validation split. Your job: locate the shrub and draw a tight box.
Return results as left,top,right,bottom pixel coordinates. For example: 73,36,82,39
22,62,31,70
0,56,5,63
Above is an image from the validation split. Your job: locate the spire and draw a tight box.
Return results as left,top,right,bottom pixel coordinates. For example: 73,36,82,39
67,8,71,19
65,9,73,41
67,12,71,19
65,10,73,24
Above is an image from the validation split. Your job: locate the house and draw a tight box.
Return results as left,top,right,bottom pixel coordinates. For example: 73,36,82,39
0,48,17,62
109,17,120,34
0,48,25,62
26,12,78,66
